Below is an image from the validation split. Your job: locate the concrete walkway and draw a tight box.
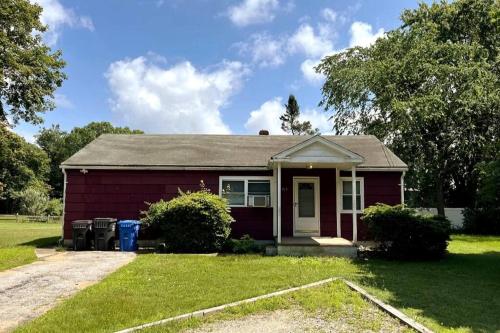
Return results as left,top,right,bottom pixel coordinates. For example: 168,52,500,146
0,251,135,332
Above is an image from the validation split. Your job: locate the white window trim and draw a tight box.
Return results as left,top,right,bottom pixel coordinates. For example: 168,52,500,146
339,177,364,213
219,176,273,207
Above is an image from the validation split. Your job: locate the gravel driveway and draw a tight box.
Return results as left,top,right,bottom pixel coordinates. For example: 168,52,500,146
0,250,135,332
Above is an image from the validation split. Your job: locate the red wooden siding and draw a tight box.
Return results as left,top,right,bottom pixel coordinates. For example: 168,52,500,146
339,171,402,240
281,169,337,238
64,169,273,240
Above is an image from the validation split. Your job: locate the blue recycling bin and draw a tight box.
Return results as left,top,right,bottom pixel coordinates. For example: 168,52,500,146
118,220,141,251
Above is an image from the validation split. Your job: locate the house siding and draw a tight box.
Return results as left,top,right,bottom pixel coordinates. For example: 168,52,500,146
339,171,402,240
280,169,337,238
63,169,273,241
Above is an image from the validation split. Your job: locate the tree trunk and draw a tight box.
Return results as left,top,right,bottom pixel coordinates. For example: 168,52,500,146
435,178,446,216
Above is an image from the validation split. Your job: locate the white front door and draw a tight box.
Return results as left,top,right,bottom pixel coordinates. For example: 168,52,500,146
293,177,320,236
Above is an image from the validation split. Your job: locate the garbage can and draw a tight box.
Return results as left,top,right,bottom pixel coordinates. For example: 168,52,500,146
93,218,117,250
72,220,93,250
118,220,141,251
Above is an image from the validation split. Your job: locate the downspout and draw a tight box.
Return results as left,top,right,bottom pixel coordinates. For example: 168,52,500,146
400,171,405,205
60,168,67,245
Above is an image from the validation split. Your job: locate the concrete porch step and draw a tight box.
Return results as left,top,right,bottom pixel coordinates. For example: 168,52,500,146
267,237,358,258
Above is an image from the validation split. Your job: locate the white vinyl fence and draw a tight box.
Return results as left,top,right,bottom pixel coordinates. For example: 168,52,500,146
415,208,464,229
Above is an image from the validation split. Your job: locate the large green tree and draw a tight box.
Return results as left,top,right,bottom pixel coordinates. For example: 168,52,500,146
317,0,500,215
37,122,144,197
280,95,319,135
0,0,66,125
0,125,49,212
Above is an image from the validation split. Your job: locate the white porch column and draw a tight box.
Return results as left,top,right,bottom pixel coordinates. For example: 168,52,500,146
277,162,282,244
335,168,341,237
351,165,357,242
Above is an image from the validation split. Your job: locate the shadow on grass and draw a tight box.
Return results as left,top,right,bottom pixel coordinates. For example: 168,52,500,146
20,236,60,248
358,251,500,332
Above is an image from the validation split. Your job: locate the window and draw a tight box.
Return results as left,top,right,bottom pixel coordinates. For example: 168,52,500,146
220,177,272,207
221,180,245,206
341,178,364,212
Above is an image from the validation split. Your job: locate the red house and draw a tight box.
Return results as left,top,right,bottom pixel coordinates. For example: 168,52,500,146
61,134,407,251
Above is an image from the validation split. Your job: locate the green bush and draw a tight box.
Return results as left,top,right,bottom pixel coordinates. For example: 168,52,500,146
45,198,63,216
463,160,500,235
14,185,49,215
363,204,451,260
224,235,264,254
142,188,234,253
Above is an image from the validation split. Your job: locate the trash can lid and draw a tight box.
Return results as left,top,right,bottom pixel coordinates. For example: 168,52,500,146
118,220,141,225
72,220,93,224
93,217,117,222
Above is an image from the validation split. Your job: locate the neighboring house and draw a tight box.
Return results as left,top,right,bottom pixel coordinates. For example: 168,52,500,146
61,134,407,246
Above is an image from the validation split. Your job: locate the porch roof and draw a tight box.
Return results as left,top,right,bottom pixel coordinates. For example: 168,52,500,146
61,134,407,170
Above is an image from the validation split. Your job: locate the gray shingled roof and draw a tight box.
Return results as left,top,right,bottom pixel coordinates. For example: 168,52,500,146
61,134,407,169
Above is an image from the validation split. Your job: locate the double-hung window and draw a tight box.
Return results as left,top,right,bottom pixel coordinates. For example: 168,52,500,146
220,177,272,207
340,177,364,212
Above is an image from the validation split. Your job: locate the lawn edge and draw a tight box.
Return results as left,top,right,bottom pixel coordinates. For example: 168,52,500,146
114,277,434,333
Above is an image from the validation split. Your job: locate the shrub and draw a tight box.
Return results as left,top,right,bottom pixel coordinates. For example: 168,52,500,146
141,187,234,253
45,198,63,216
14,185,49,215
224,235,264,254
463,160,500,235
363,204,451,260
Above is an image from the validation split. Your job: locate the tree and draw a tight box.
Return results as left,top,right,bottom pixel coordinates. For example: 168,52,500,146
0,125,49,212
0,0,66,125
280,95,319,135
36,122,144,197
317,0,500,215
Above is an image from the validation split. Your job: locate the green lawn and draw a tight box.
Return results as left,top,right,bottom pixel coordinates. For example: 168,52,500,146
0,216,61,271
16,235,500,333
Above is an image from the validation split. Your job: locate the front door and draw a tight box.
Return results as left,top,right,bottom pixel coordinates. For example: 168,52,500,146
293,177,320,236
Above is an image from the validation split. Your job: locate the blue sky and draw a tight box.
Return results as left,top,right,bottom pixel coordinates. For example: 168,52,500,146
15,0,421,141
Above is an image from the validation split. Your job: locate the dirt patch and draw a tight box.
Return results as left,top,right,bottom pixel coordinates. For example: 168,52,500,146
0,251,135,332
185,307,410,333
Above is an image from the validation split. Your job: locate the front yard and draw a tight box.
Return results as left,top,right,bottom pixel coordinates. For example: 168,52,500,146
16,235,500,333
0,217,60,271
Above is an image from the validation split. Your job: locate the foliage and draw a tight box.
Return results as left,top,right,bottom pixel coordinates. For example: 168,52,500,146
36,122,143,197
13,184,50,216
142,187,234,253
0,125,49,212
363,204,451,260
280,94,319,135
45,198,63,216
224,234,264,254
0,0,66,125
463,159,500,234
317,0,500,214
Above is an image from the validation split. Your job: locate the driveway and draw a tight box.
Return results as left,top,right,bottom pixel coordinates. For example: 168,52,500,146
0,250,135,332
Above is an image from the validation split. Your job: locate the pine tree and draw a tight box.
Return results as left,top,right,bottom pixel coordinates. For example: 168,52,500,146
280,95,318,135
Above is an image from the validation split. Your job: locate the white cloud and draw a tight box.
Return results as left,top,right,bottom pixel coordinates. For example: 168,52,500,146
34,0,94,45
227,0,279,27
105,56,250,134
245,97,286,134
349,21,384,47
321,8,337,22
236,33,286,67
244,98,332,134
300,59,325,84
54,93,74,109
288,24,333,58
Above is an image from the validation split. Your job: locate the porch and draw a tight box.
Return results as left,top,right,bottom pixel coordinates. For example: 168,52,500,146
273,237,357,258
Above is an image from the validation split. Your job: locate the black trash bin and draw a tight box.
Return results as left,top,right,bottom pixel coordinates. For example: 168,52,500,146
93,218,117,250
72,220,93,250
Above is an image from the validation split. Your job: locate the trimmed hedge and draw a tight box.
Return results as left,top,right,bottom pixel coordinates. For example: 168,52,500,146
141,188,234,253
363,204,451,260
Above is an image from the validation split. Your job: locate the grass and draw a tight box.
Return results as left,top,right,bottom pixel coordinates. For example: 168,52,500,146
141,280,413,333
15,235,500,333
0,216,61,271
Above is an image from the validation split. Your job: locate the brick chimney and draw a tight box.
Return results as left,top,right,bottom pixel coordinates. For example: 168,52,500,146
259,129,269,135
